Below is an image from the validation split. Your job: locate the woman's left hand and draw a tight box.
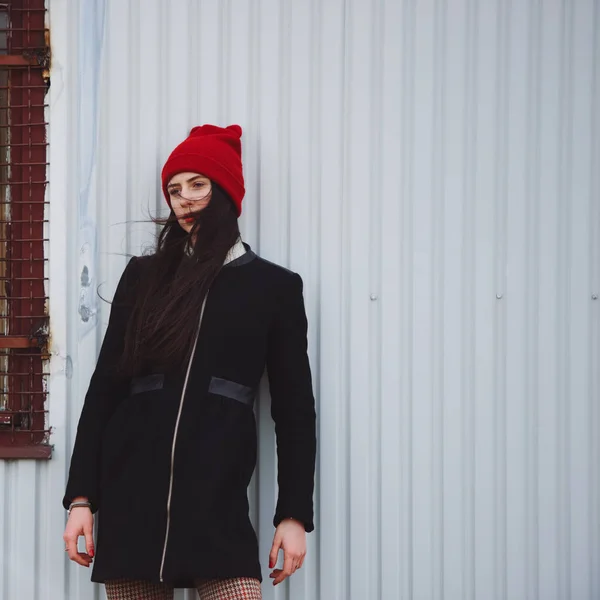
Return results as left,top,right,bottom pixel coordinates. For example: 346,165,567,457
268,518,306,585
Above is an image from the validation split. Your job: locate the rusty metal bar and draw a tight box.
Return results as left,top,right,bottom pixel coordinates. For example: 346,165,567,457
0,372,48,376
0,85,48,90
0,258,47,262
0,352,51,358
0,162,49,167
2,297,50,301
0,201,49,205
0,336,43,349
0,220,49,224
0,142,48,147
0,122,48,127
1,394,48,399
0,446,52,459
0,181,49,185
8,315,50,320
0,55,43,66
0,391,48,396
0,27,47,32
0,416,50,420
0,105,48,110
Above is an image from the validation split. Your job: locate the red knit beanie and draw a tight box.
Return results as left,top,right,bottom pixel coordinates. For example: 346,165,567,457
161,124,245,216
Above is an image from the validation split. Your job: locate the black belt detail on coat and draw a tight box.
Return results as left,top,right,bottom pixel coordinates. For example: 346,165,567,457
130,373,165,395
208,376,256,407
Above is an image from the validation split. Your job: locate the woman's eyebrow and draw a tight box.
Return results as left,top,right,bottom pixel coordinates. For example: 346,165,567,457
167,175,206,189
186,175,205,184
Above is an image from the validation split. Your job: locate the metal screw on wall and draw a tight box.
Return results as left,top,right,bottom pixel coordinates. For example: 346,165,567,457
593,294,598,300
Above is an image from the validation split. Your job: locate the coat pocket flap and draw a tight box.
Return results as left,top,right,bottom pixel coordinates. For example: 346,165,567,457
130,373,165,395
209,376,255,406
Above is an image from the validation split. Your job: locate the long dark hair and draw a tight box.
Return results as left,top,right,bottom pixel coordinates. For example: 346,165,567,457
118,183,240,377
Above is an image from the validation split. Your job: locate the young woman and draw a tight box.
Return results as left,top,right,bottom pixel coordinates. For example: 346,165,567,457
62,124,317,600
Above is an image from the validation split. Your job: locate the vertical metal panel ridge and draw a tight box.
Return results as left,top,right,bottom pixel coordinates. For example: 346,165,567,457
280,0,291,265
431,0,446,598
590,4,600,597
287,0,317,595
127,0,139,254
345,0,372,595
48,0,79,596
307,2,322,597
165,0,191,145
363,0,381,589
412,1,436,596
568,4,595,599
524,1,542,598
494,0,510,598
379,0,404,595
46,0,76,594
103,0,130,322
137,0,162,245
0,462,8,599
443,0,468,598
220,0,229,123
539,2,565,597
342,0,351,597
586,4,600,599
316,0,346,597
34,462,43,600
505,1,531,597
404,2,417,598
558,2,576,598
314,3,343,597
369,0,383,596
473,2,499,597
248,0,261,244
187,0,199,127
463,1,478,597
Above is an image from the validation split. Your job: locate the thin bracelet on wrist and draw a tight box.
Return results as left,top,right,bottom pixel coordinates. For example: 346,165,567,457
68,501,92,516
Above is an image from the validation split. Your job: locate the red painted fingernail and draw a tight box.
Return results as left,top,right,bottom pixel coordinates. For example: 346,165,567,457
90,549,94,558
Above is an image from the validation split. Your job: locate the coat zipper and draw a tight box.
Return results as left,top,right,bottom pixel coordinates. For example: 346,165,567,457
159,293,209,582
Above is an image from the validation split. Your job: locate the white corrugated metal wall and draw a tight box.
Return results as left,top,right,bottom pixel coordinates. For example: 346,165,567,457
1,0,597,599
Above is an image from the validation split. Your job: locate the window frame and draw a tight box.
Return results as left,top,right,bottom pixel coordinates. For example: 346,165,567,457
0,0,51,459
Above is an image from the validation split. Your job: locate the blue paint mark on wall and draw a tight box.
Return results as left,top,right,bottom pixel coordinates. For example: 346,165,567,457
77,0,106,337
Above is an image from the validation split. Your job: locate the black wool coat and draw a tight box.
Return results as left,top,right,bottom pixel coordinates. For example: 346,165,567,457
62,245,317,587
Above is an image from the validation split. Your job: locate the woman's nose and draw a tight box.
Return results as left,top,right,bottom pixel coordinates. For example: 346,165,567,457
180,194,194,207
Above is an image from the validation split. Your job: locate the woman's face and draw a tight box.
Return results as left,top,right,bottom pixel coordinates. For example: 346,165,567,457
167,171,212,233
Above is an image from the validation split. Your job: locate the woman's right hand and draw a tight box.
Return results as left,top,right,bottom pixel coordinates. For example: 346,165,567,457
63,498,95,567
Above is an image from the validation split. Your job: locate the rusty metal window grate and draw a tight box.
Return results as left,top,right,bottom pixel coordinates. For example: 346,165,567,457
0,0,50,459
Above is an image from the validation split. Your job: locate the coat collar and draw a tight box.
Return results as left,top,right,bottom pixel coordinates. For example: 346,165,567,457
224,242,257,268
184,238,256,268
223,238,246,265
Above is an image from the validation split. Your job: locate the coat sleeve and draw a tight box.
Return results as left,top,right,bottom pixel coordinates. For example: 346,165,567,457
62,256,139,513
266,272,317,533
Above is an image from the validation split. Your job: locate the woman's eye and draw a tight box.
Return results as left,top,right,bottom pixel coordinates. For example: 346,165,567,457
169,189,181,196
193,182,205,188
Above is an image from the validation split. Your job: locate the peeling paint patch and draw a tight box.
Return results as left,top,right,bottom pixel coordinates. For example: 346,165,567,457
65,356,73,379
78,263,94,323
